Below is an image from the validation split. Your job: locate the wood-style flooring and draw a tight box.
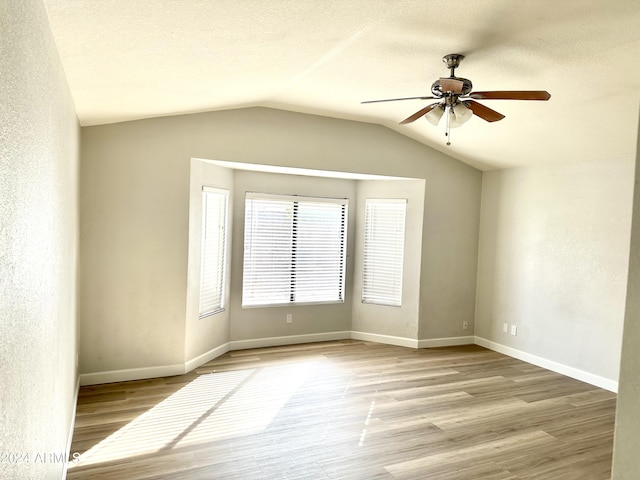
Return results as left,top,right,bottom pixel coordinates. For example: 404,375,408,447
67,341,617,479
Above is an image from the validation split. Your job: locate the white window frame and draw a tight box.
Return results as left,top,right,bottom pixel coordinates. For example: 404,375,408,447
242,192,348,308
199,186,229,318
362,198,407,307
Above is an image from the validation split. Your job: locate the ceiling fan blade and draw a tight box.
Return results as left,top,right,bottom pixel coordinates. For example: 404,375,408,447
439,77,464,94
362,96,436,104
400,103,441,125
468,90,551,101
465,100,505,122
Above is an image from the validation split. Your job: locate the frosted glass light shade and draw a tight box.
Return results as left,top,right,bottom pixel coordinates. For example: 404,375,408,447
449,102,472,128
425,105,444,125
454,102,472,121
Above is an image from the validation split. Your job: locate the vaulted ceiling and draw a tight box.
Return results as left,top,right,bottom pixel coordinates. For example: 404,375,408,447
44,0,640,170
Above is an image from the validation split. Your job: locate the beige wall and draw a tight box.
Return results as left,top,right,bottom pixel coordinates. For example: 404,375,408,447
352,179,425,340
80,117,189,376
418,164,482,340
612,109,640,478
185,159,234,363
476,158,634,386
79,107,482,380
0,0,79,478
228,170,357,343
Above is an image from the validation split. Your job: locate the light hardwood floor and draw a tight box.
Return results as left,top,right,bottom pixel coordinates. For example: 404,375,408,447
67,341,616,479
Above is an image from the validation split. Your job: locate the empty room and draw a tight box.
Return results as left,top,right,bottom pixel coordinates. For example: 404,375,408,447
2,1,640,479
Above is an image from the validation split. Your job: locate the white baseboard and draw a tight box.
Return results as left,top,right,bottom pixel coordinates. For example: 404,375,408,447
80,344,233,385
62,377,80,480
350,331,419,348
79,363,185,386
474,336,618,393
229,331,351,350
418,336,475,348
77,333,618,393
185,343,230,373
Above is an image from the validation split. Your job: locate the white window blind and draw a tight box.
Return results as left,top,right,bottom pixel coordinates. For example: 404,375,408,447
242,192,348,307
199,187,229,318
362,199,407,307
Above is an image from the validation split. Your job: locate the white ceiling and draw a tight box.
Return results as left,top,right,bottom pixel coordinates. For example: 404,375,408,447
43,0,640,170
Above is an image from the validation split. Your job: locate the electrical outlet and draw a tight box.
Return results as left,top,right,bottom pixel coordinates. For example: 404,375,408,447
510,325,517,336
286,313,292,324
503,323,508,333
462,321,469,330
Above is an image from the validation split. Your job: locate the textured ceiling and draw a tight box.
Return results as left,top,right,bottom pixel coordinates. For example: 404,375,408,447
44,0,640,170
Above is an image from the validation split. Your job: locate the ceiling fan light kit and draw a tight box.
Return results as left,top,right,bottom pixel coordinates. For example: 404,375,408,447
363,53,551,145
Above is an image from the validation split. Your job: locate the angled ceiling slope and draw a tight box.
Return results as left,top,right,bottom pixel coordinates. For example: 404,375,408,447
44,0,640,170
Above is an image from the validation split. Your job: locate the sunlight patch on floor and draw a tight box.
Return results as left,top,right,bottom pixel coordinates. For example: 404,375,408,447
71,361,319,468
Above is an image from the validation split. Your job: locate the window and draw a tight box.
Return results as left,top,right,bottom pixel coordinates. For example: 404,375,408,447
242,192,348,307
362,199,407,307
199,187,229,318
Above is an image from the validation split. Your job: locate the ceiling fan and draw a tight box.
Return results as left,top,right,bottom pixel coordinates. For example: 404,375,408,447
362,54,550,145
